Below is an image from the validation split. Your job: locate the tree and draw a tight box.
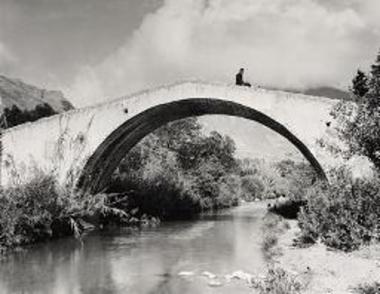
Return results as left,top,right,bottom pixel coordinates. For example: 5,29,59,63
351,70,369,99
109,117,242,217
367,50,380,108
332,49,380,170
4,105,24,127
3,103,57,128
153,117,202,151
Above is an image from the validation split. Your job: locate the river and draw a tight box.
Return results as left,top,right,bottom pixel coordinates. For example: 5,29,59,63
0,202,269,294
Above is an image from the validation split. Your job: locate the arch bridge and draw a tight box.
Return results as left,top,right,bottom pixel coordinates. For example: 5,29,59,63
1,82,341,194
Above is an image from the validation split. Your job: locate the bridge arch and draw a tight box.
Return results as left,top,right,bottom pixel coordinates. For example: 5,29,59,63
77,97,327,194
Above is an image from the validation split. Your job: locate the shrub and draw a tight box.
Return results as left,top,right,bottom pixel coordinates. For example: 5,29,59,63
354,282,380,294
298,167,380,251
269,199,307,219
0,173,127,251
240,175,265,200
261,213,290,260
253,267,303,294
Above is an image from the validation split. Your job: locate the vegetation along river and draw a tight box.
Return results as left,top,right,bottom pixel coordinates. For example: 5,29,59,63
0,202,270,294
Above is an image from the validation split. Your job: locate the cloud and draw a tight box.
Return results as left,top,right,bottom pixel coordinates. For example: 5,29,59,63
0,42,16,70
68,0,380,107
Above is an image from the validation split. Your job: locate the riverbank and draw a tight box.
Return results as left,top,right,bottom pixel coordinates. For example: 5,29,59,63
274,219,380,293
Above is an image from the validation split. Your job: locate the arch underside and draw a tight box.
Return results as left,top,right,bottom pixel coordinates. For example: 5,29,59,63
77,98,327,194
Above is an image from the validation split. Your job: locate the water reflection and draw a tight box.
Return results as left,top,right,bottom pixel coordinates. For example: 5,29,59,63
0,203,267,294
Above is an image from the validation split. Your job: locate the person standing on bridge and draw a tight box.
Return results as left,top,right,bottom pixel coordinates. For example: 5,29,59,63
235,68,251,87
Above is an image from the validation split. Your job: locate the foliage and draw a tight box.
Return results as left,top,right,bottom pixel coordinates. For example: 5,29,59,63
354,282,380,294
0,174,128,252
240,174,265,201
110,118,317,219
330,49,380,169
297,167,380,251
109,117,242,219
261,213,290,260
274,160,316,201
3,103,57,128
352,70,369,99
253,267,303,294
237,158,316,202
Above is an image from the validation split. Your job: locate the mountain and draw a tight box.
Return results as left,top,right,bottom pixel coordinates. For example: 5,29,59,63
0,75,74,113
265,85,351,100
302,86,350,100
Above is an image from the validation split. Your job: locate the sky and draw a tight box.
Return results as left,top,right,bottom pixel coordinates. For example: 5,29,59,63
1,0,380,107
1,0,380,161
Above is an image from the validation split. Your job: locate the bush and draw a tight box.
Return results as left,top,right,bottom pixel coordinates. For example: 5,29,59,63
253,267,303,294
261,213,290,261
0,174,128,251
354,282,380,294
240,175,265,200
298,167,380,251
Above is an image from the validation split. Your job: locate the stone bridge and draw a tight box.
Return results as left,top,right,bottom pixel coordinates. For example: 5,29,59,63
1,82,342,194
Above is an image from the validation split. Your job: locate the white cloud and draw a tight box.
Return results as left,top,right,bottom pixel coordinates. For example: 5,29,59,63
68,0,380,107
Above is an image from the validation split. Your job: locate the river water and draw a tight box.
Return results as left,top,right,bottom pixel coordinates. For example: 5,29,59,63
0,202,269,294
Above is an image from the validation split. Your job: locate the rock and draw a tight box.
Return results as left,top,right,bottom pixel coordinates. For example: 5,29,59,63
150,217,160,225
202,271,217,279
208,280,222,287
229,270,254,284
129,217,140,225
77,219,95,231
178,271,195,277
130,208,139,216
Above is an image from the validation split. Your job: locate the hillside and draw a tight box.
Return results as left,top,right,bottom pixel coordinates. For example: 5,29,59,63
0,75,74,113
265,85,350,100
303,86,350,100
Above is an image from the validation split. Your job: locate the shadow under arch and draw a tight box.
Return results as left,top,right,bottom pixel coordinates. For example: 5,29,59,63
77,98,327,194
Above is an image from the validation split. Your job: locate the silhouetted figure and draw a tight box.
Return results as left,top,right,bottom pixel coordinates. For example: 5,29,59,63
235,68,251,87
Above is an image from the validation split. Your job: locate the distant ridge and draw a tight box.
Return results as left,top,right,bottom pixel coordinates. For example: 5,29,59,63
0,75,74,112
303,86,350,100
264,85,350,101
